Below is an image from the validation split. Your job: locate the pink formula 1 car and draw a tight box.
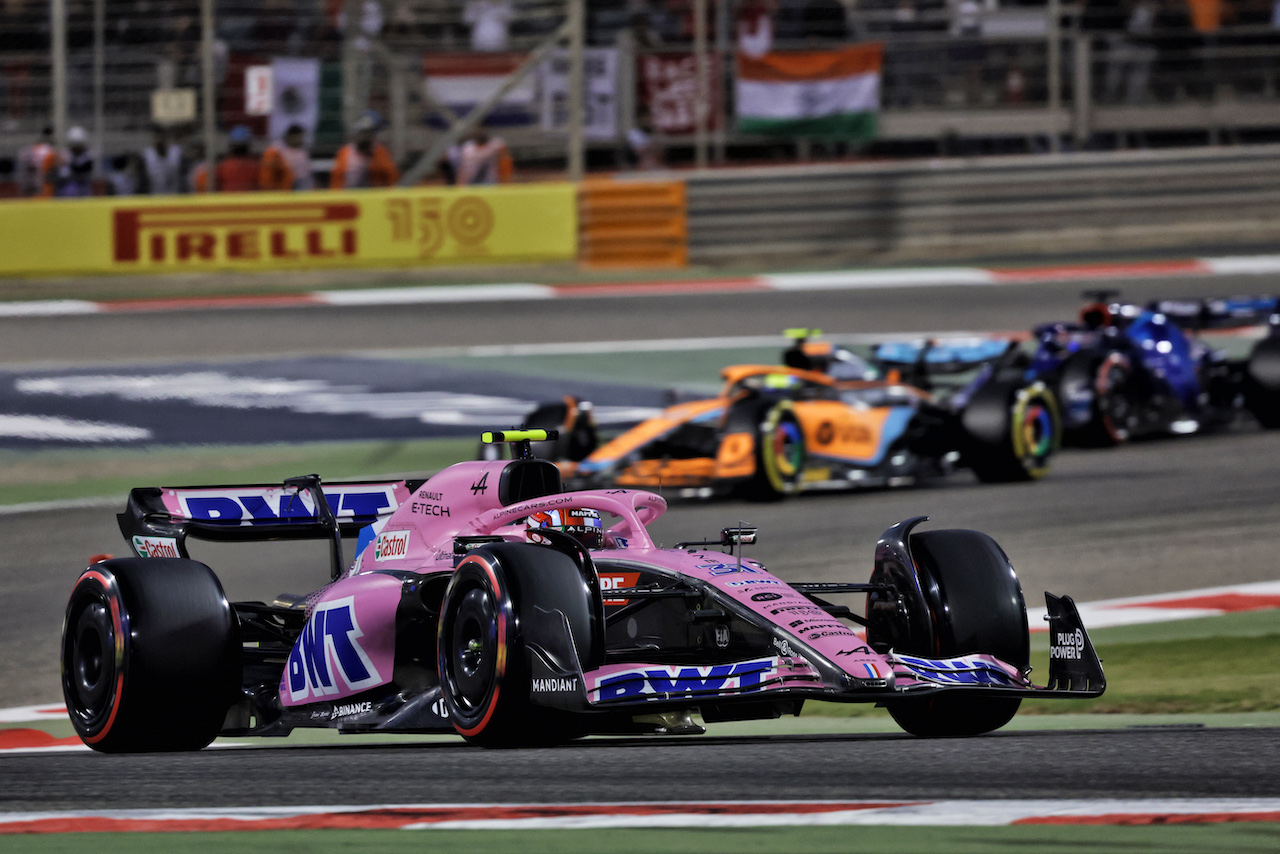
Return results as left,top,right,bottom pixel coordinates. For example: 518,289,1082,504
62,430,1104,751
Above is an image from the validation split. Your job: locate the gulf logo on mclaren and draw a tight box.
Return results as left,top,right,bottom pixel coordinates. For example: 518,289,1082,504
591,657,780,702
284,597,382,702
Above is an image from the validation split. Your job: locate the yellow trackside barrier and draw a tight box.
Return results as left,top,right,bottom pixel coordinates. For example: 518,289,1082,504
578,179,688,269
0,183,577,276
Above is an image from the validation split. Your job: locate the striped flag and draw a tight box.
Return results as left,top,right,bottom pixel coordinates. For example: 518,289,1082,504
736,44,883,141
422,52,538,127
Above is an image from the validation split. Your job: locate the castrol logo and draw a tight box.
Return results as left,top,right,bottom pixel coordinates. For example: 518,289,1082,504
374,530,411,562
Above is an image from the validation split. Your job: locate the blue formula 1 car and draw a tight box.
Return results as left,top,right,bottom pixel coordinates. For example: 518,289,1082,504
1026,291,1280,445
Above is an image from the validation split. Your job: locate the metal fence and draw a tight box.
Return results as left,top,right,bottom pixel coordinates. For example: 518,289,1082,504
5,0,1280,195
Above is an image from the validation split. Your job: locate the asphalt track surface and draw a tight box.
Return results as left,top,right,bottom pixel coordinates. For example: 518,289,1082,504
2,271,1280,810
1,727,1278,811
0,272,1273,367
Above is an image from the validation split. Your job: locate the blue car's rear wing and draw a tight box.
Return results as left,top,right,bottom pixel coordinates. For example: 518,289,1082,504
1147,296,1279,331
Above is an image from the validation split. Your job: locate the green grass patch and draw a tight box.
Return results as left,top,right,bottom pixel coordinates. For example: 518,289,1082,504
415,347,777,391
2,824,1279,854
0,438,475,506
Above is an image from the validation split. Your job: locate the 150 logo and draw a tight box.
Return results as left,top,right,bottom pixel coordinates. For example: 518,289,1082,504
386,196,494,258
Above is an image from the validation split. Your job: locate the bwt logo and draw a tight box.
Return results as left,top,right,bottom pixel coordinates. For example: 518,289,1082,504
176,487,395,523
113,202,360,265
285,597,382,702
591,658,779,702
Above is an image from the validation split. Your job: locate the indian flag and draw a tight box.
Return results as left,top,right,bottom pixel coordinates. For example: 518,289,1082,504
736,44,883,141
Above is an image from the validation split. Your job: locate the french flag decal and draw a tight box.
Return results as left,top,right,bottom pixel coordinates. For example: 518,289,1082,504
863,662,881,679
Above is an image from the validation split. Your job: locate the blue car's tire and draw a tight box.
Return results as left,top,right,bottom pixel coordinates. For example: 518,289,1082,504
61,558,240,753
876,529,1029,738
1245,337,1280,429
437,543,595,747
1060,351,1134,446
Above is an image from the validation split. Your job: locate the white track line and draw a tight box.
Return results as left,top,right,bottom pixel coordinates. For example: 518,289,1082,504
1,799,1279,832
3,253,1280,318
318,284,553,305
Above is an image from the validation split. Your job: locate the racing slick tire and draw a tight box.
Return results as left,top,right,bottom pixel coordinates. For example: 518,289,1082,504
879,529,1030,738
1244,336,1280,429
61,558,241,753
438,543,598,747
1059,351,1134,446
962,379,1060,483
746,400,807,501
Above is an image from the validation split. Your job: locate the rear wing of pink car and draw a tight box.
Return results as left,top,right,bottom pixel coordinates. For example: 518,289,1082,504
117,474,419,579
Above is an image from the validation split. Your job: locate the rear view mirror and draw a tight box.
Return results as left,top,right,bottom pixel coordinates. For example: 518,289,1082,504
720,527,758,546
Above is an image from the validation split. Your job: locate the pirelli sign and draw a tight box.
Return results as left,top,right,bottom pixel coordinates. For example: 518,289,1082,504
0,184,577,276
112,201,360,264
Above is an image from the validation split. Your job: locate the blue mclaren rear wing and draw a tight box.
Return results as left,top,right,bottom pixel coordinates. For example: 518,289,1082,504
873,338,1019,375
117,474,422,578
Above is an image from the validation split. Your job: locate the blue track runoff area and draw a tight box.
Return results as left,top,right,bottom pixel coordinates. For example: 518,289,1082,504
0,356,668,449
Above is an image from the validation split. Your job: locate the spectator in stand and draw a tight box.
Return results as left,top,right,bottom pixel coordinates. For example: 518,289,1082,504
42,126,95,197
140,124,184,194
626,113,661,171
1103,0,1158,104
1151,0,1197,100
464,0,514,51
776,0,848,41
738,0,777,57
331,112,399,188
260,123,315,191
187,141,210,192
215,125,261,192
456,128,510,185
16,126,55,197
107,152,142,196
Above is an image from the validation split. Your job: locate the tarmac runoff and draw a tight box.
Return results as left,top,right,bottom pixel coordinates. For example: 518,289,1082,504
4,254,1280,318
2,798,1280,832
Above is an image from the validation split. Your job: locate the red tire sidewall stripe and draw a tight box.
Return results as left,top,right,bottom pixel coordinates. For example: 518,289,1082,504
73,569,127,745
451,555,511,738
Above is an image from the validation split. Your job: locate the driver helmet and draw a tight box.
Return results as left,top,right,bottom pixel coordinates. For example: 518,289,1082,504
526,508,603,550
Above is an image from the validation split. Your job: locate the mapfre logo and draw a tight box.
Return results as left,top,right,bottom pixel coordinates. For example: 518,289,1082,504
374,530,410,562
113,201,359,265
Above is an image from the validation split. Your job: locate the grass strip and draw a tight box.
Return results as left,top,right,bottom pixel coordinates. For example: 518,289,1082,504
2,824,1279,853
0,439,475,507
805,608,1280,719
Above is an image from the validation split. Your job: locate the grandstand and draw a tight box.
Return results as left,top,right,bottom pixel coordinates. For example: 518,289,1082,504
3,0,1280,193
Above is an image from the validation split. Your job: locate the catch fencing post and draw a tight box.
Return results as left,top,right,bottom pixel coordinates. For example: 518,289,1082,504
50,0,67,147
201,0,217,189
1047,0,1062,152
694,0,709,169
567,0,586,181
92,0,104,178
